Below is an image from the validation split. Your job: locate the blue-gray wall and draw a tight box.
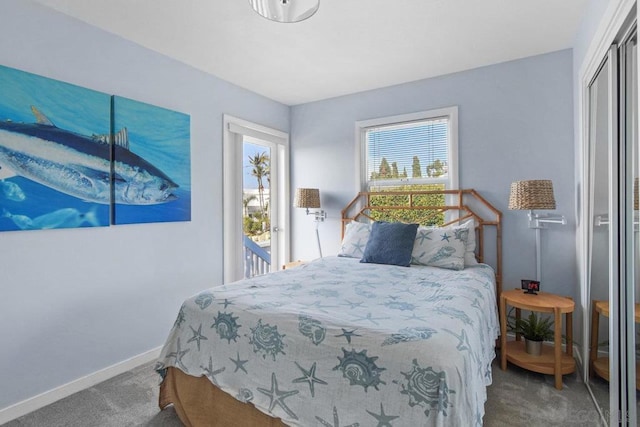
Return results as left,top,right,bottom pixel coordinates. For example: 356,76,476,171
290,50,577,301
0,0,289,411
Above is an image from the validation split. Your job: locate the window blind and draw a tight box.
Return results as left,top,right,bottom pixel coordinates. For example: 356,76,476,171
366,117,449,186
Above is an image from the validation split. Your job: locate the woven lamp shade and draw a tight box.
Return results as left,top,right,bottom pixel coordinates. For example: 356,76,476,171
508,180,556,210
294,188,321,209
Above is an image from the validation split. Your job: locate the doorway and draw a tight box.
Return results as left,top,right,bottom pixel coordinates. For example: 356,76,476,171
223,115,290,283
243,137,276,278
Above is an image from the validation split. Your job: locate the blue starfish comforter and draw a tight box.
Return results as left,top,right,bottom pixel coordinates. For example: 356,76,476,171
156,256,499,426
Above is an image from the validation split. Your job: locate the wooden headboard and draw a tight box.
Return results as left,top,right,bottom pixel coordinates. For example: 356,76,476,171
341,189,502,297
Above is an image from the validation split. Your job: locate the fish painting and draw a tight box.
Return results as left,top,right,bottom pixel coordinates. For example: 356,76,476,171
0,179,25,201
2,207,100,230
0,64,191,231
0,106,178,206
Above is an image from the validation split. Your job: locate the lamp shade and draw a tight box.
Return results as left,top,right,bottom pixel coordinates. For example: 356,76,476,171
249,0,320,23
508,180,556,210
294,188,320,209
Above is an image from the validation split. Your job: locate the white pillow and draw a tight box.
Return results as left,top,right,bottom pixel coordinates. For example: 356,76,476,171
338,222,371,258
425,219,478,266
459,219,478,266
411,226,466,270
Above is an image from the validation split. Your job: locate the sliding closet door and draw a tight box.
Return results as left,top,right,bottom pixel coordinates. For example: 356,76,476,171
586,23,639,426
619,26,638,423
587,51,614,423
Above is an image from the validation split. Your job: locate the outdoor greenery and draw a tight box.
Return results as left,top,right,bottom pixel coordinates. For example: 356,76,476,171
370,156,446,180
368,184,446,225
242,153,448,235
426,159,446,178
244,151,270,238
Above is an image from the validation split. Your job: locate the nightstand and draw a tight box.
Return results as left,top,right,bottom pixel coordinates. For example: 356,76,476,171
282,260,305,270
500,289,575,390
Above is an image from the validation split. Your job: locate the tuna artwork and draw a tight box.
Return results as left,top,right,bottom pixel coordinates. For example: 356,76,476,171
0,64,191,232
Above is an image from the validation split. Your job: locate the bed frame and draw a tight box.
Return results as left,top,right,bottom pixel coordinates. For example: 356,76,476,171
341,189,502,298
159,188,502,427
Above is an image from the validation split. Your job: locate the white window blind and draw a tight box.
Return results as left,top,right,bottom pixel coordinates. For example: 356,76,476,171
365,117,450,188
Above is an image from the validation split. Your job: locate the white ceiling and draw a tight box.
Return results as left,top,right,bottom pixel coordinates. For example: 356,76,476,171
34,0,589,106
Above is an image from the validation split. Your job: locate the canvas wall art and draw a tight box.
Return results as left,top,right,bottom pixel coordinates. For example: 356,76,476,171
0,65,191,232
0,65,111,232
111,96,191,225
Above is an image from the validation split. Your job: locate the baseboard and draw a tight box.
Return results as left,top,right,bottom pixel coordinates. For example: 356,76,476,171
0,346,162,425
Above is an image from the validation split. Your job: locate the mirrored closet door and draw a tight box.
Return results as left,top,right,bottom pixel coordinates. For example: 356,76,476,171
586,49,612,420
584,18,638,426
620,27,638,424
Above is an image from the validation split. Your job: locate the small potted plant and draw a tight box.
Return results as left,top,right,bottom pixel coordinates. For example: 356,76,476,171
513,311,555,356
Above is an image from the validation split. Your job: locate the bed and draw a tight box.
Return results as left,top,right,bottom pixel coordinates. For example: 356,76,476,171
156,189,502,426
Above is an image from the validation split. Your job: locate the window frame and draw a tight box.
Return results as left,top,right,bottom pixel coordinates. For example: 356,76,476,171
354,107,459,192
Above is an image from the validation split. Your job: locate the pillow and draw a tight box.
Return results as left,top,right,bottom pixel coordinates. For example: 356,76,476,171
360,221,419,267
338,222,371,258
411,225,466,270
460,219,478,266
439,219,477,265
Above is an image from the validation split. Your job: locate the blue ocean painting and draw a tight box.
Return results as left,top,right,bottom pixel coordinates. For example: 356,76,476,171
0,65,111,232
112,96,190,225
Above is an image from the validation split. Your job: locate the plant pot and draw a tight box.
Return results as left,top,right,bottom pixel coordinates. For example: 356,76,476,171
525,338,543,356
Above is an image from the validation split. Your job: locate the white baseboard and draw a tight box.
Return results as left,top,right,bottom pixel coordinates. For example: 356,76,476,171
0,346,162,425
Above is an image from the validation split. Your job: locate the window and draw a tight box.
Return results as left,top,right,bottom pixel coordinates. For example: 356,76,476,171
356,107,458,191
355,107,458,225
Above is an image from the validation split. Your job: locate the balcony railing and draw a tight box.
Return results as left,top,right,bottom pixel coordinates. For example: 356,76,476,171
243,235,271,278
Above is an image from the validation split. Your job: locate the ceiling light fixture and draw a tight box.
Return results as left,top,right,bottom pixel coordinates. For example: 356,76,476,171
249,0,320,23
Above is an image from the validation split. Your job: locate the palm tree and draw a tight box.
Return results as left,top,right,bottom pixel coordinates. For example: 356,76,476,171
248,152,270,217
243,194,257,217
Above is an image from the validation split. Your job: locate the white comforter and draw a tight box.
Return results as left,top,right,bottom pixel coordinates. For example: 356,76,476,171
156,256,499,426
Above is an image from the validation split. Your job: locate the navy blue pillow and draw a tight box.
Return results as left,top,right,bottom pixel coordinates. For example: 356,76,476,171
360,221,419,267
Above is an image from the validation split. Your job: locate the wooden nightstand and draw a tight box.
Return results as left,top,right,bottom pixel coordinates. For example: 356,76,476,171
282,260,305,270
500,289,575,390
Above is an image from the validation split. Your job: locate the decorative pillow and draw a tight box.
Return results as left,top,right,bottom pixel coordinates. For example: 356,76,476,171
411,224,466,270
360,221,419,267
421,219,478,266
338,222,371,258
460,219,478,266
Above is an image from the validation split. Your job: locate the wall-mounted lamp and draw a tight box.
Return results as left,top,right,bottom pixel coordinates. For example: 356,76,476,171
249,0,320,23
294,188,326,257
508,180,566,281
